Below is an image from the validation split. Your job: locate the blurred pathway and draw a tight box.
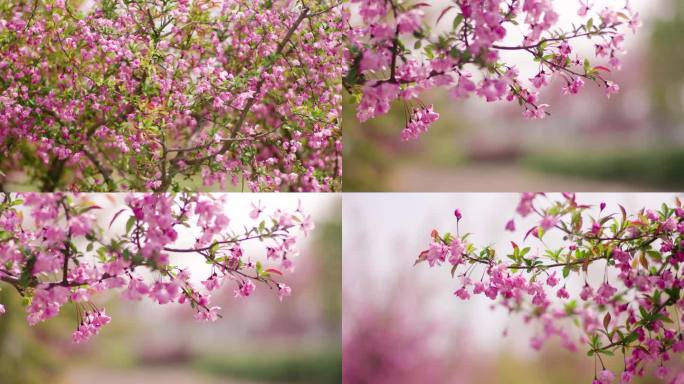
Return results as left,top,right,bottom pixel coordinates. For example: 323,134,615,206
64,366,268,384
389,164,650,192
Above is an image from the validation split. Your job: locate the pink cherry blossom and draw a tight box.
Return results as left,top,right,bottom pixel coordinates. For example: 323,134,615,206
546,272,559,287
621,371,634,384
277,283,292,302
202,275,221,292
250,201,264,220
597,369,616,384
505,219,516,232
579,1,592,17
563,78,586,95
235,280,256,298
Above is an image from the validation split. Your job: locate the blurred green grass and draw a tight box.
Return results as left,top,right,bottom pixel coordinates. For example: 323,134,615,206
193,347,341,384
0,288,65,384
523,148,684,189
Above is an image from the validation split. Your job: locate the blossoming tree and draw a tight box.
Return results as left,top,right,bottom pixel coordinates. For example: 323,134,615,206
0,0,344,192
0,193,313,343
345,0,641,140
418,193,684,383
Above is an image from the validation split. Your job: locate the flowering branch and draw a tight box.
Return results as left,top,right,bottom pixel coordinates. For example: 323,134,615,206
418,194,684,383
0,192,313,343
345,0,640,140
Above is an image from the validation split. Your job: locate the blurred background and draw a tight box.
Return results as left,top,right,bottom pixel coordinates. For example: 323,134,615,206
343,0,684,192
342,193,683,383
0,193,341,384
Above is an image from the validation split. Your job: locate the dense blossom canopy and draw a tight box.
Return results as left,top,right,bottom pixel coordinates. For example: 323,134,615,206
345,0,640,140
419,194,684,383
0,193,312,342
0,0,344,192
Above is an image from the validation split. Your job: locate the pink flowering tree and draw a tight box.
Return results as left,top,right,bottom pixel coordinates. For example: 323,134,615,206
0,192,313,343
417,194,684,383
0,0,344,192
344,0,641,140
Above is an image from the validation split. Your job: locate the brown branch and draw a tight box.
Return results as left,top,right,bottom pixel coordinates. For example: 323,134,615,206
491,29,613,51
40,158,66,192
162,231,290,253
165,128,278,153
81,149,116,191
0,269,19,287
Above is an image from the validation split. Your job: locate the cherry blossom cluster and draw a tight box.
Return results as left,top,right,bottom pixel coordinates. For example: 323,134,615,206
0,0,345,192
418,194,684,383
0,193,312,343
345,0,640,140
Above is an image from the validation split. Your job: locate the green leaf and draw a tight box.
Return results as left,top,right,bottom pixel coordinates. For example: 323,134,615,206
562,265,571,278
256,261,263,276
453,14,465,30
665,287,681,302
0,231,11,241
424,45,434,60
520,247,531,258
19,252,36,288
209,242,219,257
564,300,577,315
442,232,453,245
622,332,638,345
97,247,107,260
125,216,136,235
